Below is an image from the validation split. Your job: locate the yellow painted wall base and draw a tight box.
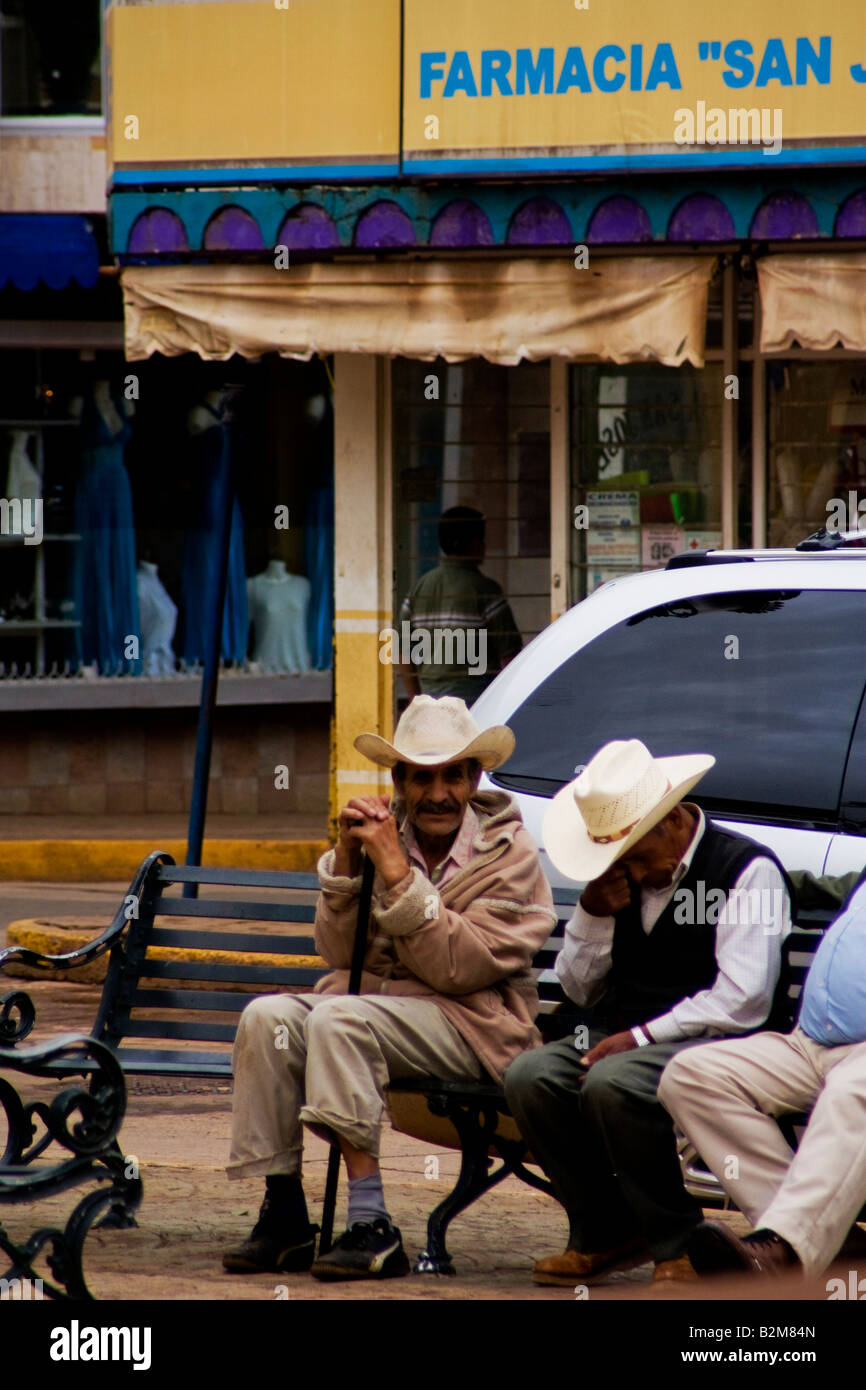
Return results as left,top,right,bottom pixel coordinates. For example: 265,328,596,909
0,839,328,883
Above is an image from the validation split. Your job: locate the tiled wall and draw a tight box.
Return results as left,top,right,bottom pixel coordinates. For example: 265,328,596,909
0,705,329,817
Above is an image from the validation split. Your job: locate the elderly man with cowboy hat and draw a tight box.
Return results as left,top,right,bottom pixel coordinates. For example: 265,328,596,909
223,695,555,1282
504,737,793,1286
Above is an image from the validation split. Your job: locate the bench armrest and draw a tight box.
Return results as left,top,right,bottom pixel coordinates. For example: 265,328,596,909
0,848,173,979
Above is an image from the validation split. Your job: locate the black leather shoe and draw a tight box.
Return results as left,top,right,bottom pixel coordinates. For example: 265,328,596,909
688,1221,799,1278
223,1221,319,1274
310,1219,410,1282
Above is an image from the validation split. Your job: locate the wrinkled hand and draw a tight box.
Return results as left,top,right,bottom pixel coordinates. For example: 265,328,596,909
580,864,631,917
578,1030,637,1070
334,795,410,888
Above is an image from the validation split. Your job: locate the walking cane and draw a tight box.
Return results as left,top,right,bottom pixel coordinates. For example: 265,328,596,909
318,852,375,1253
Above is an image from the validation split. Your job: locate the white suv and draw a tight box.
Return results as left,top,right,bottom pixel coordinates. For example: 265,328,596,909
472,546,866,889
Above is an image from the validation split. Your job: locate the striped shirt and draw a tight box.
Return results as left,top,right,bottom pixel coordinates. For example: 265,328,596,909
399,558,522,693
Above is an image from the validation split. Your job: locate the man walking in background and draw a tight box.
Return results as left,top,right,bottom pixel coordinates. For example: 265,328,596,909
398,506,522,704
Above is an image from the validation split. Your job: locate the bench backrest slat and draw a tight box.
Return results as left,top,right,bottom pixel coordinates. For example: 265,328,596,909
133,988,263,1012
146,927,318,955
151,898,316,924
121,1018,237,1043
155,867,320,889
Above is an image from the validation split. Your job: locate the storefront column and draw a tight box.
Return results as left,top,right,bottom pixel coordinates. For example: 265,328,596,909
721,259,739,548
751,286,767,547
331,354,394,833
549,358,569,620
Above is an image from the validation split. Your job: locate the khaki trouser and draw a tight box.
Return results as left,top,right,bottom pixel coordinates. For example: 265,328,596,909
226,992,482,1180
658,1027,866,1276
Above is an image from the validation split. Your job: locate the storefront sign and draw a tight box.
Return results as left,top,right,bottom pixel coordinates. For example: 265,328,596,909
642,524,685,568
108,0,866,184
403,0,866,174
108,0,400,183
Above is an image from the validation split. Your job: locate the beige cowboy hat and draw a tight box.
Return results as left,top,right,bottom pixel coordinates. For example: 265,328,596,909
354,695,514,770
543,738,715,882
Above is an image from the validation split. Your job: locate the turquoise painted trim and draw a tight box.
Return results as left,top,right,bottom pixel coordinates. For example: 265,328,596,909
111,170,866,255
404,148,866,176
112,163,401,186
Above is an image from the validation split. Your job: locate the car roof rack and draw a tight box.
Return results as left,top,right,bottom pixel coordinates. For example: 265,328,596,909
796,527,866,551
665,549,753,570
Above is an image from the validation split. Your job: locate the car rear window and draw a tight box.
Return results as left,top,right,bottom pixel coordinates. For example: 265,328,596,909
493,589,866,824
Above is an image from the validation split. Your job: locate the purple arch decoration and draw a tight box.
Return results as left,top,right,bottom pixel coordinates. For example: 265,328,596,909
127,208,189,255
835,190,866,238
750,192,819,240
355,201,416,249
668,194,736,242
430,199,494,247
585,196,652,244
507,197,572,245
276,203,341,250
203,206,264,251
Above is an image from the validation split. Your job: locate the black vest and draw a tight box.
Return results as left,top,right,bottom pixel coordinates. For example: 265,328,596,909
607,821,793,1030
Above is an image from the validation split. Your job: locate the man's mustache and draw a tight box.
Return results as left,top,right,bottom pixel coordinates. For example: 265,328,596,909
417,802,460,815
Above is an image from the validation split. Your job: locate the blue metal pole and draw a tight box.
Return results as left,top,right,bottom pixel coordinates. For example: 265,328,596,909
183,417,235,899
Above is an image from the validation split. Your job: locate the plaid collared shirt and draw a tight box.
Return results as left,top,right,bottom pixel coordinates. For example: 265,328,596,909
399,558,522,686
401,803,480,887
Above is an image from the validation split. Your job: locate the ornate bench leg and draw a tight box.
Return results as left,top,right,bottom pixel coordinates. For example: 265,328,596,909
414,1102,511,1276
95,1142,141,1230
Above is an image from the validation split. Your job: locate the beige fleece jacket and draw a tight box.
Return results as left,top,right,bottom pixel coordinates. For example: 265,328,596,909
312,790,557,1083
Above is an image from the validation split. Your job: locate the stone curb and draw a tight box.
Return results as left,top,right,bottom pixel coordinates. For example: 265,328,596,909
4,919,324,985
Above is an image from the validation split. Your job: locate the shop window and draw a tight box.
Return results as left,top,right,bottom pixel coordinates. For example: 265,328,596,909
0,349,334,682
569,362,728,600
1,0,101,117
392,357,549,705
767,360,866,547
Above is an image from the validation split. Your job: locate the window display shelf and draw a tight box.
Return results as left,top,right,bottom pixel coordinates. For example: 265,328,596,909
0,670,333,711
0,620,80,633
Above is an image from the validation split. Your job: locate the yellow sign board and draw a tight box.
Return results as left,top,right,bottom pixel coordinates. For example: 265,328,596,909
108,0,400,183
403,0,866,173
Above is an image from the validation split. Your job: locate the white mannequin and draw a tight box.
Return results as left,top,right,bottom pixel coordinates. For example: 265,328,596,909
6,431,41,512
246,559,311,674
137,560,177,675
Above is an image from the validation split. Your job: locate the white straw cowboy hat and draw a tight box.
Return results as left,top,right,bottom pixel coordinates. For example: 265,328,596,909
354,695,514,770
543,738,715,882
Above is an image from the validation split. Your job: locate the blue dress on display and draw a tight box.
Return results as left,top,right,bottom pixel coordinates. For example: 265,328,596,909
304,485,334,670
180,403,248,666
73,392,141,674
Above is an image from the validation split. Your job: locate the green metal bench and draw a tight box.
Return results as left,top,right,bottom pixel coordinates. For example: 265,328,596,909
0,850,834,1278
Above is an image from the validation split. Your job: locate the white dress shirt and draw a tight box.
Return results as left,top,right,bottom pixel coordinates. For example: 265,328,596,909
554,807,792,1043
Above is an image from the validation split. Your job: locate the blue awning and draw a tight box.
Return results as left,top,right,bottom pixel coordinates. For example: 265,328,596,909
0,214,101,291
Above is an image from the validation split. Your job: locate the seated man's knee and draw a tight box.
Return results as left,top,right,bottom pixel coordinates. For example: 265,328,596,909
237,994,283,1038
658,1044,729,1113
504,1045,551,1103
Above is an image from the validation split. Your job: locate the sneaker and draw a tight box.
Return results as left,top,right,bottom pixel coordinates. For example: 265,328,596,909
223,1195,319,1274
310,1219,410,1282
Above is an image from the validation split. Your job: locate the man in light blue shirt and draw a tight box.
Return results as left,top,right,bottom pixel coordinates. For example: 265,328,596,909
659,872,866,1279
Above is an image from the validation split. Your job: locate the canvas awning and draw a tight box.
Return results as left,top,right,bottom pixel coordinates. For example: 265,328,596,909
758,254,866,353
120,256,715,367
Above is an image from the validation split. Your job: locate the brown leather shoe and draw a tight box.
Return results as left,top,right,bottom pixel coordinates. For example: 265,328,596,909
533,1238,648,1286
652,1254,700,1283
687,1221,800,1278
